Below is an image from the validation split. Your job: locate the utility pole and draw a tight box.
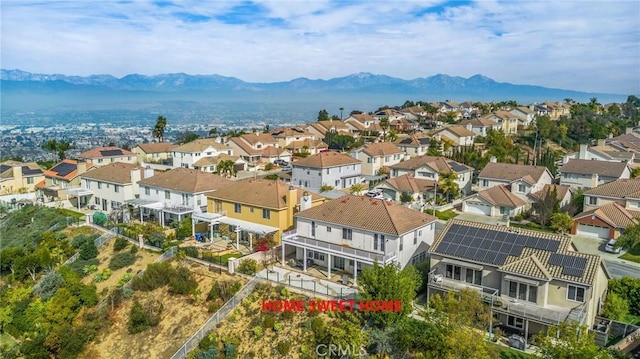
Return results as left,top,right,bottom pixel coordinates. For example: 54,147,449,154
432,178,438,214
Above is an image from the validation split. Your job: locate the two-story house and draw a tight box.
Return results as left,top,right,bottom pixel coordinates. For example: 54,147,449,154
562,143,635,164
350,142,404,176
270,127,315,147
509,107,536,127
394,133,431,157
193,154,248,174
226,132,291,164
428,220,608,342
36,160,94,205
131,142,176,164
344,113,382,137
430,125,475,149
572,202,638,240
291,151,363,191
458,117,502,137
305,120,351,141
78,146,136,167
462,185,527,217
376,174,436,203
486,111,519,134
282,195,437,283
389,155,474,196
559,159,631,190
78,162,152,213
172,138,234,169
135,168,232,226
0,161,44,195
200,179,325,247
477,160,554,200
581,178,640,212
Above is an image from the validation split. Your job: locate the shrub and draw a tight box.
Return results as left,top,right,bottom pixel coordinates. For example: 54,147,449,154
263,314,276,329
130,245,139,254
33,270,64,300
79,241,98,260
181,246,199,258
113,237,129,251
237,259,259,275
273,322,283,331
252,325,263,338
264,163,274,171
207,280,242,302
168,266,198,295
71,234,96,249
276,341,291,355
131,262,173,291
208,299,223,313
65,258,99,277
109,252,137,270
127,298,163,334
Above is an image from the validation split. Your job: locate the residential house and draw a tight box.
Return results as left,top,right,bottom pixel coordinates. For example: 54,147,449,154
440,101,460,112
226,133,291,164
562,143,635,164
461,185,527,217
581,178,640,213
394,133,431,157
485,111,519,134
607,131,640,153
543,102,571,120
458,117,501,137
172,138,234,169
399,106,428,122
430,125,475,149
78,146,136,167
282,195,437,283
0,161,44,194
134,168,232,226
529,184,573,210
428,220,608,339
291,151,363,191
192,154,248,173
201,179,326,245
344,113,382,137
376,174,436,203
559,159,630,190
389,155,474,196
477,161,554,200
305,120,351,141
270,127,316,147
36,160,94,205
372,108,405,122
79,162,152,214
509,107,536,127
572,202,638,239
350,142,404,176
389,117,417,132
285,138,329,157
131,142,176,164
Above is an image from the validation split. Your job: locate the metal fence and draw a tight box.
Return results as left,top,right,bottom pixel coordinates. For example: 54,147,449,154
170,276,263,359
62,231,115,266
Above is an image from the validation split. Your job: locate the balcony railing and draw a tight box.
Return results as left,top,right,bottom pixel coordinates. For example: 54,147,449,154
428,272,585,326
282,231,396,264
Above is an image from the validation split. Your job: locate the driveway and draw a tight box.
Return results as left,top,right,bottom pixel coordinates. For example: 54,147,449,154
571,235,640,279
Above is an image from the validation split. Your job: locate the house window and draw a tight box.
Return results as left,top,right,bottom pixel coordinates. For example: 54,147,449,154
326,168,330,174
414,231,418,245
326,226,331,232
588,196,598,205
308,251,325,261
182,193,188,205
311,221,315,236
234,203,241,213
95,197,100,205
145,187,150,195
197,198,202,206
333,257,345,270
567,285,586,302
508,281,538,303
500,206,508,215
367,158,372,163
465,268,482,285
98,159,103,163
97,182,102,189
215,200,222,212
342,228,352,240
164,190,170,200
481,179,488,187
507,316,524,329
262,208,270,219
114,185,120,193
399,238,403,251
518,184,525,193
27,177,34,184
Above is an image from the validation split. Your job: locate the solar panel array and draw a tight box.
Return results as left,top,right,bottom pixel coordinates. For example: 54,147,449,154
100,149,124,156
52,162,76,177
438,223,562,266
22,166,42,175
548,253,587,277
448,161,470,172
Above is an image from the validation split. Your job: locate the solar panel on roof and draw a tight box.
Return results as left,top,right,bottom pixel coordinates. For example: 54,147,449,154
100,149,124,156
22,166,42,175
463,246,476,257
547,240,561,252
495,253,508,265
510,245,524,257
485,251,498,263
470,237,483,247
449,162,469,172
52,162,76,177
574,257,587,269
476,228,489,238
549,253,563,266
0,165,10,173
476,249,488,261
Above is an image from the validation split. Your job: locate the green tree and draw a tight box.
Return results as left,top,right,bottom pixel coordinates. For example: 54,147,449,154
379,117,390,141
534,321,612,359
358,262,421,327
615,222,640,252
339,107,344,120
427,138,443,156
602,292,629,321
438,171,460,201
152,116,167,142
317,109,330,121
41,139,73,161
177,131,199,144
349,183,366,195
400,192,413,203
428,288,491,330
319,184,334,193
215,160,236,178
550,212,573,234
532,185,560,227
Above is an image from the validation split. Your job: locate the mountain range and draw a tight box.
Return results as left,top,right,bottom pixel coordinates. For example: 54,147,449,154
0,69,629,120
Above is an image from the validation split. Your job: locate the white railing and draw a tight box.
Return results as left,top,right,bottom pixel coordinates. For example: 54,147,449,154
282,232,395,264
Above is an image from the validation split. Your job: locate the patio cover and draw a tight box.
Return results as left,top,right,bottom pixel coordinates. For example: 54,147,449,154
218,216,278,234
125,198,164,210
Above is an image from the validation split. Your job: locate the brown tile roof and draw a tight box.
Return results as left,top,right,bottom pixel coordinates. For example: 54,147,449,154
137,168,232,193
390,155,473,174
607,132,640,152
318,120,349,131
173,138,232,153
193,154,240,167
431,220,602,285
43,159,93,181
493,110,518,120
394,133,431,147
270,127,313,138
293,151,361,168
239,133,279,146
475,185,527,208
134,142,176,154
382,174,435,193
205,179,325,209
458,117,499,127
574,202,638,229
434,125,475,138
295,195,436,235
81,162,142,184
560,159,629,177
479,162,550,183
350,113,375,122
285,139,328,150
584,178,640,198
361,142,404,157
530,184,572,202
78,146,134,159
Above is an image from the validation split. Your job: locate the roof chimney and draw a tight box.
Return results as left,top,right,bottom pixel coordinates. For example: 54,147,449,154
77,161,87,175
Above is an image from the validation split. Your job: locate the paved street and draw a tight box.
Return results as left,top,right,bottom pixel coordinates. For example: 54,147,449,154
571,235,640,279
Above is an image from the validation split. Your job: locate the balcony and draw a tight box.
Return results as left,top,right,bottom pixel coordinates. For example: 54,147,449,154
428,273,586,326
282,230,396,265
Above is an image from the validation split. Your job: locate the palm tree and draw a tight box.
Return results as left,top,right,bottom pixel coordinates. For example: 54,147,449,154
339,107,344,120
349,183,366,195
438,171,460,202
153,116,167,142
319,184,334,193
215,160,236,178
379,117,390,141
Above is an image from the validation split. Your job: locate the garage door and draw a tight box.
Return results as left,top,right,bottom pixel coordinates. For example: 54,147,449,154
465,202,492,216
576,224,610,239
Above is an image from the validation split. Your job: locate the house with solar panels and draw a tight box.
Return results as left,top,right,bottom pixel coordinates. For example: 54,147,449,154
282,195,437,284
0,160,45,195
349,142,405,176
394,133,431,157
388,155,474,197
428,220,608,344
78,146,136,167
36,160,94,205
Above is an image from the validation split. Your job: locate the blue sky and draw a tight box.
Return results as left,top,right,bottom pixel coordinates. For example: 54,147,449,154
1,0,639,94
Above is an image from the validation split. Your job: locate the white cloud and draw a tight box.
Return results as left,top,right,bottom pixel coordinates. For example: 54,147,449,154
1,0,638,94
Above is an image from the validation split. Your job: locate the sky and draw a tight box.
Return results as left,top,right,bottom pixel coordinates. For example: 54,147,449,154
1,0,639,94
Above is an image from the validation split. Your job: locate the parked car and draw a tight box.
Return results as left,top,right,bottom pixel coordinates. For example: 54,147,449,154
604,239,622,254
274,159,288,166
281,165,292,172
366,188,384,199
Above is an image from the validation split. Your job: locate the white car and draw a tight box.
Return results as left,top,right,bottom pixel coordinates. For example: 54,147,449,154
366,189,384,199
604,239,622,254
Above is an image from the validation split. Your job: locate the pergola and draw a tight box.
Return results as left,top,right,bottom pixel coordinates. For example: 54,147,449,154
191,212,278,252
